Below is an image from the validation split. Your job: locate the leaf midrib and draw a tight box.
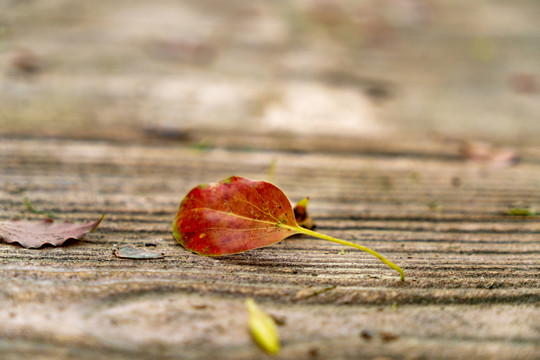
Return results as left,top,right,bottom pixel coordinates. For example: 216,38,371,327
189,208,299,233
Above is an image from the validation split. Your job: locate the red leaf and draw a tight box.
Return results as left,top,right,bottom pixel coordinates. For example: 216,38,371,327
172,176,405,281
0,215,104,248
172,176,295,256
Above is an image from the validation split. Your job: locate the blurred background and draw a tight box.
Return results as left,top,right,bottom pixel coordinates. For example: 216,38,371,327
1,0,539,145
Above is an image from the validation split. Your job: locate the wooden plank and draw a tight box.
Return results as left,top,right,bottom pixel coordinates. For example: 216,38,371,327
0,136,538,359
2,0,540,358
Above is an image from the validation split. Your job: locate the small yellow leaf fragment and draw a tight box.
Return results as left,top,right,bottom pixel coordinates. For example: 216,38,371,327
296,197,309,209
246,298,280,355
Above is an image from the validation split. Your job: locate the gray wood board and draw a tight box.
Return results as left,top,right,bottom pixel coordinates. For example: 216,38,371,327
0,137,539,360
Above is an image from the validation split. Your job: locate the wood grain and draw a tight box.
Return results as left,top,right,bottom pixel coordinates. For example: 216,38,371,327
1,136,538,360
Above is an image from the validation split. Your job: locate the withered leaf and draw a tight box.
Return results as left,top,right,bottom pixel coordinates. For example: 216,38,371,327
0,215,104,248
114,244,164,259
294,197,316,230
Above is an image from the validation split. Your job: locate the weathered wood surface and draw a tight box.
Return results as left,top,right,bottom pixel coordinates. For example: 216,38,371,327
1,134,539,360
1,0,540,358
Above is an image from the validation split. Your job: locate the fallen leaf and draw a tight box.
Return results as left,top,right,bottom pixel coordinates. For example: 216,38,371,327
246,298,280,355
459,140,519,167
0,215,104,248
293,197,316,230
172,176,404,281
114,244,164,259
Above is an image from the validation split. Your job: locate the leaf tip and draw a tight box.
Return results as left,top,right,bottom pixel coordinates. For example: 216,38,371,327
89,214,105,233
296,197,309,208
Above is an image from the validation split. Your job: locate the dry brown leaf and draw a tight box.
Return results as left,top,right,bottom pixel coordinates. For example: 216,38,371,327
293,197,316,230
0,215,104,248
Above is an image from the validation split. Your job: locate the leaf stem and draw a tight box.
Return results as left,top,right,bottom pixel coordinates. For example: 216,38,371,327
281,224,405,281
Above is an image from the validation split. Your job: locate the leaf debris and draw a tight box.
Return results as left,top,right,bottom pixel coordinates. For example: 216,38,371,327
0,215,104,248
246,298,280,355
114,244,164,259
294,197,316,230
